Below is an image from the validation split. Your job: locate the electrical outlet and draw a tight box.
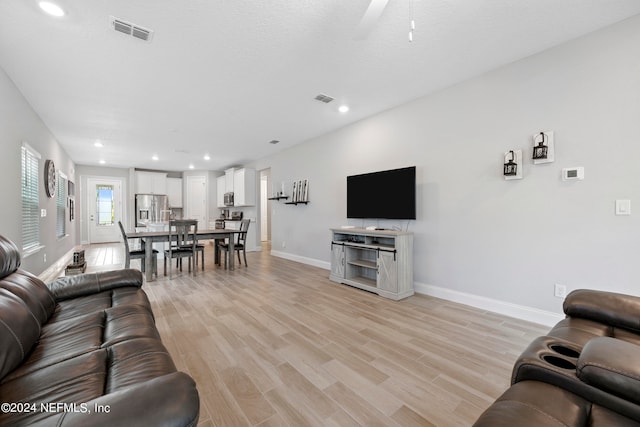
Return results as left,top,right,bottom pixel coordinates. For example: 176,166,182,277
554,283,567,298
43,253,46,263
281,241,286,248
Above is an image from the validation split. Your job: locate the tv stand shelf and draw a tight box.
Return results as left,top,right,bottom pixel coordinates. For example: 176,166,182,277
330,228,413,300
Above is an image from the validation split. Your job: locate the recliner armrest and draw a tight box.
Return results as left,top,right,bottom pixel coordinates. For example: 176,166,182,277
28,372,199,427
577,337,640,405
563,289,640,332
47,269,143,301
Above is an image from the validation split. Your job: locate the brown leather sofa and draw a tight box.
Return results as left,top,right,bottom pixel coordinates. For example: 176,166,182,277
0,235,199,426
474,290,640,426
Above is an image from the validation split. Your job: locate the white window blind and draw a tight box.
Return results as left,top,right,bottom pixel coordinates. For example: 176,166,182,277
21,143,41,252
56,172,67,238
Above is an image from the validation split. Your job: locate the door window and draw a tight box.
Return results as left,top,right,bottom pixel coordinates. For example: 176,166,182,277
96,185,114,226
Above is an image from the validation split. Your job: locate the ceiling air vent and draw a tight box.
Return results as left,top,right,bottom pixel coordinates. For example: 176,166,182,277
110,16,153,42
314,94,334,103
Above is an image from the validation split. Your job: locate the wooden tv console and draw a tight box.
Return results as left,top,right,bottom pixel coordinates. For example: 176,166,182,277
329,228,414,300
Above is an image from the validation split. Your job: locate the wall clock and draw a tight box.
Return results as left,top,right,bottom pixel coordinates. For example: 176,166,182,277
44,159,56,198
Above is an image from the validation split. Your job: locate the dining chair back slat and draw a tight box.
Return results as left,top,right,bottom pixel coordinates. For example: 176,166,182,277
164,219,198,279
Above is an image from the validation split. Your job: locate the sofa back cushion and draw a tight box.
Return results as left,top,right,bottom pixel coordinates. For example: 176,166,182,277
0,289,41,380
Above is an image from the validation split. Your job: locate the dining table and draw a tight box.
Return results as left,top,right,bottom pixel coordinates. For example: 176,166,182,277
126,228,242,281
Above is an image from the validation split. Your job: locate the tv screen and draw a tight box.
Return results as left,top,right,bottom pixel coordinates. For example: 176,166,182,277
347,166,416,219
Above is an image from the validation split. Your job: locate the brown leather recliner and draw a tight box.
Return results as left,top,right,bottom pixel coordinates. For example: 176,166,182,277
0,235,199,426
474,290,640,426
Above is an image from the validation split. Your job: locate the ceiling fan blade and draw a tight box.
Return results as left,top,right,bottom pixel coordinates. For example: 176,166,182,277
353,0,389,40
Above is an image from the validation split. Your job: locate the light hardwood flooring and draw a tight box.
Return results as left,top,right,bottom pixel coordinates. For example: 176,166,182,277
81,241,549,426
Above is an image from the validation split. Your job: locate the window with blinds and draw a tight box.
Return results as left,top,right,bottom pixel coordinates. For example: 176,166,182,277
56,172,67,238
21,143,41,252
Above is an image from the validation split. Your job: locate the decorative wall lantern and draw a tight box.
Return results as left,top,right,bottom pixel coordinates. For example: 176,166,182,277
532,131,554,164
504,149,523,180
503,151,518,176
532,132,548,160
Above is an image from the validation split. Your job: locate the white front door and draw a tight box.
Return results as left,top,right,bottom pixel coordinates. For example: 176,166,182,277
186,175,207,229
87,178,123,243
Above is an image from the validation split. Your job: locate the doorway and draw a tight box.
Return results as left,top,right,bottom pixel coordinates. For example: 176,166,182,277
186,175,207,230
87,177,124,243
259,169,271,243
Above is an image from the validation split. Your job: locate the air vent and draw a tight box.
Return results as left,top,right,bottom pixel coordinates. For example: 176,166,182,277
110,16,153,42
314,94,334,103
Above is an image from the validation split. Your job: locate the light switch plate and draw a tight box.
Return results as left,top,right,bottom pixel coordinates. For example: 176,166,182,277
616,199,631,216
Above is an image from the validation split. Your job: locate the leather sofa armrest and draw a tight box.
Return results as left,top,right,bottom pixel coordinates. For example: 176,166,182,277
577,337,640,405
563,289,640,332
29,372,199,427
47,269,143,301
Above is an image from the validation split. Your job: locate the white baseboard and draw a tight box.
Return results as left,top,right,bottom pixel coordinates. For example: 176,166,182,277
38,248,74,283
414,282,563,327
267,251,562,327
270,250,331,270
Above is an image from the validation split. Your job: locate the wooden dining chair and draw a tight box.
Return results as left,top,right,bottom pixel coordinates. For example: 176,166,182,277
118,221,158,277
218,219,250,269
164,219,197,279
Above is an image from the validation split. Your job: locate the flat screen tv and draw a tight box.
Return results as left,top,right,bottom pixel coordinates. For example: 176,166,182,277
347,166,416,220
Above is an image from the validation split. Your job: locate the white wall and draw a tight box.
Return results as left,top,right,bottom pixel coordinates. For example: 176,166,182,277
0,67,77,275
250,15,640,324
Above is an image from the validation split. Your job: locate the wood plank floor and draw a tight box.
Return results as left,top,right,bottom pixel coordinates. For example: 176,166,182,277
81,241,549,426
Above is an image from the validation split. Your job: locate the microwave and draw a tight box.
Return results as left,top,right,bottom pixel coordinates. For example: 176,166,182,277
224,192,234,206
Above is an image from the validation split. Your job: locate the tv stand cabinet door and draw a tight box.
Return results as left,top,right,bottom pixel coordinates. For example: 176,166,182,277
377,250,398,293
330,243,345,278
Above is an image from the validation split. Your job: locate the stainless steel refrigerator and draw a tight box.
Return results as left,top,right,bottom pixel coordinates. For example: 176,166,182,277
135,194,170,227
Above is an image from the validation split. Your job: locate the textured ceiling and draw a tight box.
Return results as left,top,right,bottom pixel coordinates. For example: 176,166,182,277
1,0,640,171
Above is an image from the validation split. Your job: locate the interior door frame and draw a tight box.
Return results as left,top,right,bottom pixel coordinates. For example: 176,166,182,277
85,176,126,244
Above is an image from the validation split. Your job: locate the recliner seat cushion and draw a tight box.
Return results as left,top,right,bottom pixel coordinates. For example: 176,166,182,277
3,311,105,382
0,350,108,425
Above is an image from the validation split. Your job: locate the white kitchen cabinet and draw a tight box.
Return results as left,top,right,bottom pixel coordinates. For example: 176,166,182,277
135,171,167,194
233,168,256,206
166,177,183,208
225,168,234,193
216,175,226,208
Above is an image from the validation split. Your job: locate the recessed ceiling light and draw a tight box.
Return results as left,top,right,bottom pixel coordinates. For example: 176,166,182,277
94,141,103,148
203,154,210,161
188,164,194,169
39,1,65,17
152,155,159,161
99,160,106,164
338,105,350,113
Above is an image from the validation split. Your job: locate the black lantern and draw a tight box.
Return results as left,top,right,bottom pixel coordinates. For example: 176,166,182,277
532,132,548,160
504,151,518,176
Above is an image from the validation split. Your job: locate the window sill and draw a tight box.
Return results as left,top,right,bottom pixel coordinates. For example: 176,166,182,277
22,244,45,258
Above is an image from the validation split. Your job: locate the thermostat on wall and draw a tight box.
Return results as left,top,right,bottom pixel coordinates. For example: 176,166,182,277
562,167,584,181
